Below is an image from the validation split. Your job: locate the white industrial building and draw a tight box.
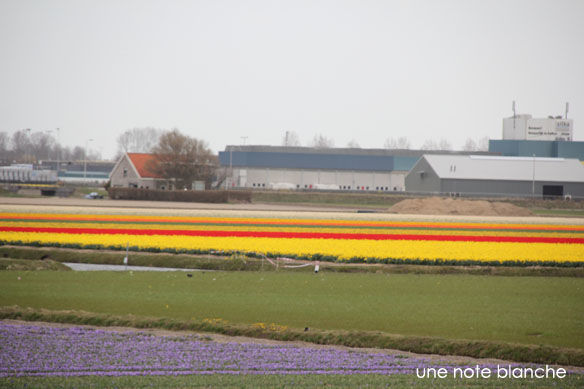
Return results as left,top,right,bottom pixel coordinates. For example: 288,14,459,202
503,114,573,141
0,164,57,184
405,154,584,198
218,146,493,191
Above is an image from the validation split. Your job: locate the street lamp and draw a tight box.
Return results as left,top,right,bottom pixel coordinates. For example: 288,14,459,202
55,128,60,177
24,128,32,163
532,154,535,198
84,138,94,180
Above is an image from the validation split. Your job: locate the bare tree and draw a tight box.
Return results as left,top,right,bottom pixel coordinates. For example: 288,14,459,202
438,138,452,151
116,127,162,156
149,129,217,189
0,132,10,162
462,138,478,151
384,137,411,149
383,138,397,149
1,129,108,163
30,132,55,161
282,130,301,147
421,139,439,150
396,137,411,149
52,144,65,162
347,139,360,148
310,134,334,148
477,136,490,151
70,146,85,160
11,130,31,158
0,132,7,153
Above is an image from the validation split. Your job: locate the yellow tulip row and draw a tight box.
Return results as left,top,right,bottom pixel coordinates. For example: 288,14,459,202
2,231,583,264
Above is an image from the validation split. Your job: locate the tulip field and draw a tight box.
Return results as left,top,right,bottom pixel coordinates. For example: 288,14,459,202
1,206,584,387
0,211,583,265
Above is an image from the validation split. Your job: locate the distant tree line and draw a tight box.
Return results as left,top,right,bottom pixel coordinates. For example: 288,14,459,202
116,127,218,190
280,130,490,151
0,129,101,164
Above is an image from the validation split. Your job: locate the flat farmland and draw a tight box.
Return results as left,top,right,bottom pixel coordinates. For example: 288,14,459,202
1,203,583,265
1,271,583,350
1,202,584,386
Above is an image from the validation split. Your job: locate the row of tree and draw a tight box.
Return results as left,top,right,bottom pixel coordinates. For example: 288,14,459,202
0,127,491,166
113,127,217,189
0,127,217,191
145,129,217,190
0,130,101,163
281,131,489,151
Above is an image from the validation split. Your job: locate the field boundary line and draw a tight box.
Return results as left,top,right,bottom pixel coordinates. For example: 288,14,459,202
1,306,583,367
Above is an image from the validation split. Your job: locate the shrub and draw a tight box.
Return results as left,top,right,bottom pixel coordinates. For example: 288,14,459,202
107,188,251,203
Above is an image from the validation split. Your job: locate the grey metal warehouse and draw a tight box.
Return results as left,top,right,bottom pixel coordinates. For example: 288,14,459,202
405,154,584,198
218,146,492,191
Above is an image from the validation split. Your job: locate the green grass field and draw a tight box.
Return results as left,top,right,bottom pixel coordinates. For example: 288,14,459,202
1,271,583,350
532,209,584,218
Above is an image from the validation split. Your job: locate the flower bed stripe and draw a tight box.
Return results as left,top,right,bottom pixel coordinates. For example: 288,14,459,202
2,212,583,265
1,321,522,377
4,221,581,239
2,226,584,244
4,232,584,263
2,217,584,234
2,213,584,232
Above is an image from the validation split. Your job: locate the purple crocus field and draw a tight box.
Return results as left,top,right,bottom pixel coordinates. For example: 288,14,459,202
0,321,561,378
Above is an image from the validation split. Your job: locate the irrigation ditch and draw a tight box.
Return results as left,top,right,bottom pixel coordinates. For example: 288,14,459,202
1,246,584,277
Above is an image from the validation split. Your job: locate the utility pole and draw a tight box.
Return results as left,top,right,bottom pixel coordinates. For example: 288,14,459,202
84,138,94,181
55,128,60,179
532,154,535,199
229,147,233,189
24,128,32,163
512,100,516,130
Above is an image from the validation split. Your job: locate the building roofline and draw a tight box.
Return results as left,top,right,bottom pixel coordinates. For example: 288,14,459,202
223,145,495,157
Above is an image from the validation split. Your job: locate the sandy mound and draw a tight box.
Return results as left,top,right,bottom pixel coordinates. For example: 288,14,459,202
389,197,533,217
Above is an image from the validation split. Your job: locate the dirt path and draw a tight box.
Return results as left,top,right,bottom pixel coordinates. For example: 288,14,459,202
389,197,533,217
1,198,583,225
0,197,358,213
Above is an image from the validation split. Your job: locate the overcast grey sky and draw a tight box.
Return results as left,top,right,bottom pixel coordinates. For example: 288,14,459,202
1,0,583,159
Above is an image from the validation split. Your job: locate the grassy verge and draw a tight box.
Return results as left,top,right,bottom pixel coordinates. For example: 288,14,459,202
1,373,582,388
251,190,407,208
0,258,71,271
250,190,584,212
2,306,584,367
72,186,108,199
532,209,584,218
0,188,24,198
1,270,583,365
0,246,260,272
2,246,584,276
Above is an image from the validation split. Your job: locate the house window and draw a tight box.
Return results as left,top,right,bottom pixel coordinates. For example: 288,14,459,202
123,168,128,178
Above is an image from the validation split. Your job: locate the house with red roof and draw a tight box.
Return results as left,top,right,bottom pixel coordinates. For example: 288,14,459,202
109,153,171,190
